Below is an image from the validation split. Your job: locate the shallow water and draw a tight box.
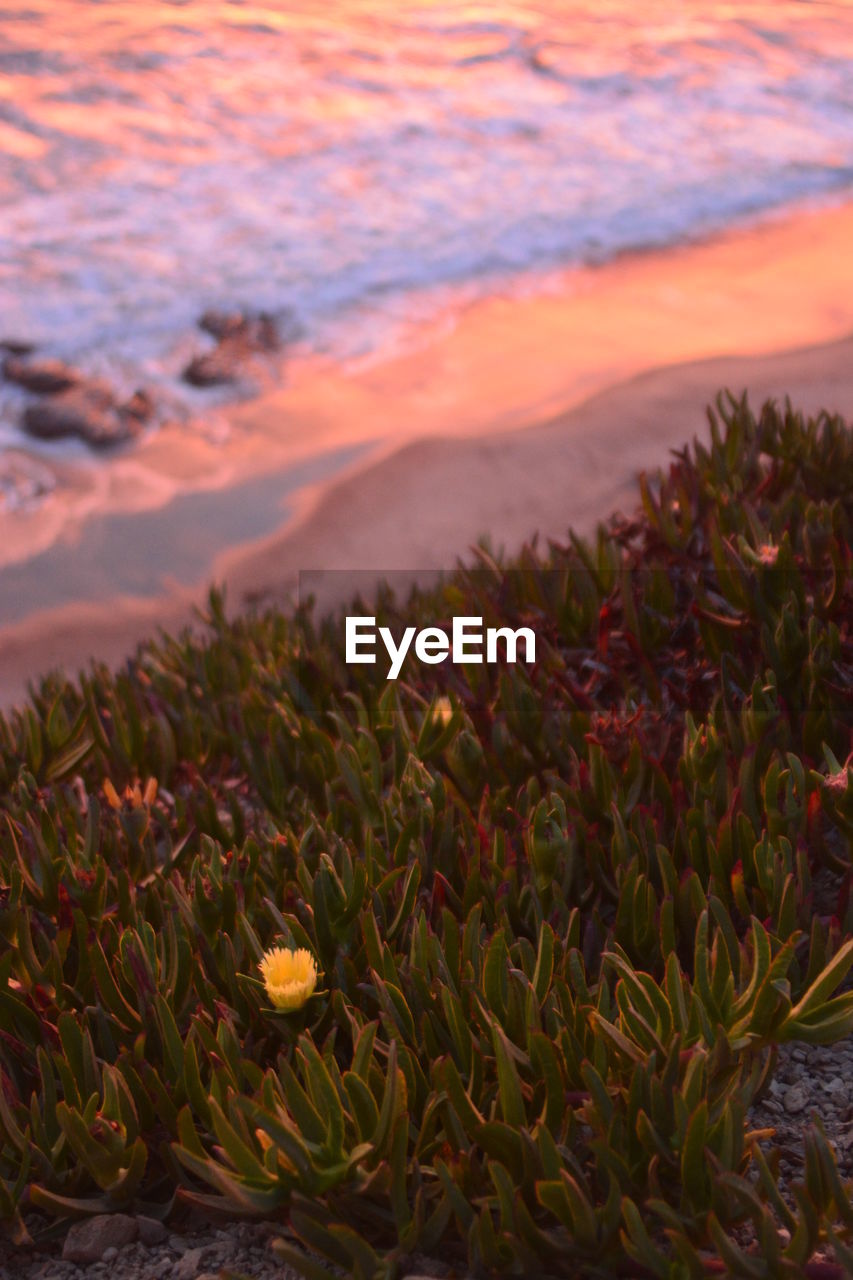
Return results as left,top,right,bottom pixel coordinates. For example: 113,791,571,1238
0,440,370,622
1,1,853,440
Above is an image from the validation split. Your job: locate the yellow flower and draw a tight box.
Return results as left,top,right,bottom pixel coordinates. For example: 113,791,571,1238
259,946,318,1010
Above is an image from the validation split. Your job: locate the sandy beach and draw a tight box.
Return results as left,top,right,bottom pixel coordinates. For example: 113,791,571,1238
2,199,853,709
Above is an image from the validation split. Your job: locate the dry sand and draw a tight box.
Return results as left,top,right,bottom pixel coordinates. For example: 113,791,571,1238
222,332,853,608
2,199,853,708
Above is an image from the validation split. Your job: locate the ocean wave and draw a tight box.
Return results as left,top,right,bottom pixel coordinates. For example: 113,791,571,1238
1,0,852,427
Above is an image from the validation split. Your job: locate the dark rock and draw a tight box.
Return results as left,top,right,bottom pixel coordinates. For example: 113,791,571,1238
3,355,78,394
0,338,36,356
185,308,290,386
124,388,155,423
253,313,280,351
62,1213,138,1264
183,342,244,387
135,1214,169,1246
22,385,144,448
198,308,280,351
784,1081,809,1115
198,309,250,341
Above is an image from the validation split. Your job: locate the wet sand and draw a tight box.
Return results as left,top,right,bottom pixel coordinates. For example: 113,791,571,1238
2,200,853,709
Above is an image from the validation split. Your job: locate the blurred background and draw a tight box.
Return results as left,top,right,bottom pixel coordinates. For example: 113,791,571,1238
1,1,853,695
3,2,853,419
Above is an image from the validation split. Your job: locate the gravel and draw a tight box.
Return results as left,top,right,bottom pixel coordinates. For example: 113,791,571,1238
0,1219,301,1280
748,1033,853,1199
2,1036,852,1280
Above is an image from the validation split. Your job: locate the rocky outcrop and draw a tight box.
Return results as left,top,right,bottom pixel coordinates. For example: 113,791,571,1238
122,388,155,423
2,350,155,449
198,308,281,350
183,308,293,386
1,305,297,446
3,355,79,393
183,344,246,387
22,383,153,448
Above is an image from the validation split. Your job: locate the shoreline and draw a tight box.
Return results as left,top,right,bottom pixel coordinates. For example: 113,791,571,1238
2,331,852,712
219,330,853,609
2,200,853,707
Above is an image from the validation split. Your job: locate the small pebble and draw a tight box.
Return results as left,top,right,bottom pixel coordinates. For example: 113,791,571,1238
784,1082,809,1115
173,1245,206,1280
62,1213,138,1264
136,1215,169,1247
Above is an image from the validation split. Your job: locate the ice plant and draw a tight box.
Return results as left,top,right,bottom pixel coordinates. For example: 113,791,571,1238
259,945,318,1010
102,776,157,810
433,695,453,727
8,395,853,1277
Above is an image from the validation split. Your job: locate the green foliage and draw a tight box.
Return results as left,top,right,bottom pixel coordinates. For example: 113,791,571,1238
1,392,853,1273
